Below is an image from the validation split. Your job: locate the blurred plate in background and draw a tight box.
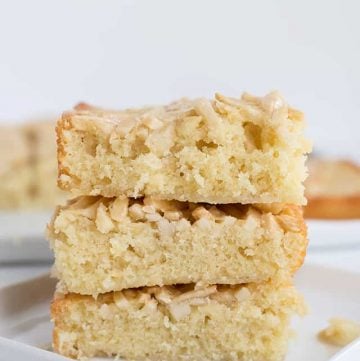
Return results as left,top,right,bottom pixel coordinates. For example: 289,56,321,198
307,220,360,250
0,212,52,263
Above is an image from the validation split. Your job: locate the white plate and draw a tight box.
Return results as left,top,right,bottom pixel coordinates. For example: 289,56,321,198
0,264,359,360
307,220,360,250
0,212,53,262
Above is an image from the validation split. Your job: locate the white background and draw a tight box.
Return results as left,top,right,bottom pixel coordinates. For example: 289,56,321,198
0,0,359,159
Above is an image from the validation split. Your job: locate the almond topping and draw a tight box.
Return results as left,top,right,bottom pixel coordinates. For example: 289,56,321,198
154,287,180,304
143,205,156,214
192,206,212,220
173,286,217,303
163,210,182,221
96,203,114,234
109,197,129,222
276,214,300,232
254,203,284,215
234,287,251,302
143,197,185,212
208,206,226,221
113,292,129,309
113,118,135,137
168,303,191,321
128,204,145,221
157,218,175,238
141,115,164,130
67,197,100,220
145,212,162,222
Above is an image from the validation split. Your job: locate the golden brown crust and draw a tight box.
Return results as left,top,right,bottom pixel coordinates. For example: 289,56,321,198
256,203,307,272
51,298,63,356
51,294,91,358
304,196,360,219
56,114,73,190
74,102,93,111
286,205,308,272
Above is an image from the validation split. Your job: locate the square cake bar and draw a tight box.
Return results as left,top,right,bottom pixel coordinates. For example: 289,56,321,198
52,280,304,361
48,196,307,296
57,92,310,204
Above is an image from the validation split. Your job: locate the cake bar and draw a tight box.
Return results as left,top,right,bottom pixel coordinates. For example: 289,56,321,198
52,280,304,361
48,196,307,295
305,159,360,219
57,92,310,204
0,125,33,208
0,121,66,210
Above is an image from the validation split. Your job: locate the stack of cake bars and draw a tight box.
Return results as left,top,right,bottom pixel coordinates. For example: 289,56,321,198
48,91,311,361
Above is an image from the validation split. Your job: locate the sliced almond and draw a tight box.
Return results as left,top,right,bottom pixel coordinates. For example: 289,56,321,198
96,203,114,234
163,210,182,221
113,292,129,309
128,203,145,221
141,115,164,130
276,214,301,232
168,303,191,321
234,287,251,302
109,197,129,222
192,206,212,220
143,197,185,212
208,206,226,221
173,286,217,303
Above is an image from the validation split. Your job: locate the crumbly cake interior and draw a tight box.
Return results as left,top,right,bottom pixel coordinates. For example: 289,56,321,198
52,280,305,361
58,92,310,204
49,196,307,295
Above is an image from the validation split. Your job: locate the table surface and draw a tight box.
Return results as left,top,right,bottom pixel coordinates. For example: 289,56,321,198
1,248,360,289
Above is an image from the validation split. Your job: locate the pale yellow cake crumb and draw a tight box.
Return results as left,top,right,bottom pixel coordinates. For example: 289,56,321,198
318,318,360,347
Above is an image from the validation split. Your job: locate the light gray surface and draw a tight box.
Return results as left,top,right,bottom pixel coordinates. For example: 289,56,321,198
0,337,68,361
0,265,51,289
329,338,360,361
0,212,53,263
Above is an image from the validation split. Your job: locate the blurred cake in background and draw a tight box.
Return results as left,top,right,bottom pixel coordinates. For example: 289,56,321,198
0,125,33,208
0,121,66,210
305,158,360,219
